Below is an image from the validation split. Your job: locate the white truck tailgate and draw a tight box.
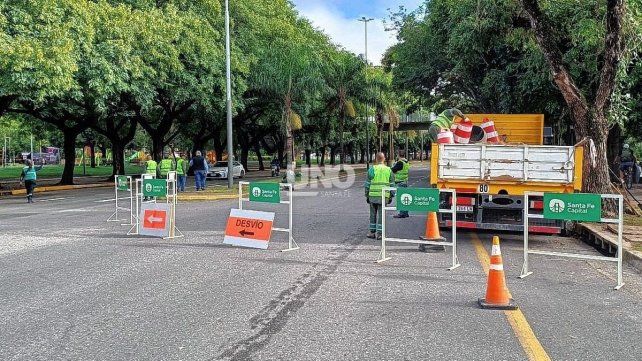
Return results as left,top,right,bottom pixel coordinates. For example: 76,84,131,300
438,144,576,183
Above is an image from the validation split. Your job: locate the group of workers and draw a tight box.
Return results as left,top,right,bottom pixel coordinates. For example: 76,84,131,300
144,151,210,192
364,108,465,243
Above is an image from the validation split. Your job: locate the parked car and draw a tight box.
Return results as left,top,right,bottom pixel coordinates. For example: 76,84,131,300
207,161,245,179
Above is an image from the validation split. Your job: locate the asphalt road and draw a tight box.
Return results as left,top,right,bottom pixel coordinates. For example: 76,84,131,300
0,165,640,360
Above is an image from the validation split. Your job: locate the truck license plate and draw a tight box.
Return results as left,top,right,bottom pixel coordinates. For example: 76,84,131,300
456,206,474,212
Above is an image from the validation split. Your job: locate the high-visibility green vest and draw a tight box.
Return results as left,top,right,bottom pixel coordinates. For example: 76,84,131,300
145,160,157,175
22,166,37,181
176,158,186,175
369,164,392,198
395,159,410,183
159,158,174,177
432,109,461,129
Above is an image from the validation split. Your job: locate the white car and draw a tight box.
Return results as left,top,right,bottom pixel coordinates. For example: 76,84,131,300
207,161,245,179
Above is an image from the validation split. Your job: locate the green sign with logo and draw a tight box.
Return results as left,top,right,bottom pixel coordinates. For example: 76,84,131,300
396,187,440,212
143,179,167,197
249,182,281,203
543,193,602,222
117,176,128,191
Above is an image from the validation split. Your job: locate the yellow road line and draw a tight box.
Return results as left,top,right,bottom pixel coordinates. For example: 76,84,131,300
470,233,551,361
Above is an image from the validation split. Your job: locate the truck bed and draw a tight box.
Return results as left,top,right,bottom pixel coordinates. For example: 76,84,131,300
437,144,579,184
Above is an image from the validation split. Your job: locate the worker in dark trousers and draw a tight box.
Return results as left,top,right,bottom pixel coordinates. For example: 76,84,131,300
391,150,410,218
365,152,394,239
19,159,44,203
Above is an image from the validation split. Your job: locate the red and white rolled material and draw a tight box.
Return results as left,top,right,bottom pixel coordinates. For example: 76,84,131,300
481,118,500,143
453,117,473,144
437,129,454,144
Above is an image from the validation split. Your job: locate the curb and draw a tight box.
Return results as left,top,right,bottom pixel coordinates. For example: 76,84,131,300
577,223,642,273
177,194,238,201
10,183,112,195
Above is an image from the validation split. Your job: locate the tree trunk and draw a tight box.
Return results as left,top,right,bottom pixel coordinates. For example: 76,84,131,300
607,124,622,182
330,147,336,166
253,142,264,171
319,146,326,166
89,142,96,168
111,142,126,176
305,149,311,167
360,147,365,163
61,130,79,185
151,134,164,162
213,136,224,161
277,145,285,168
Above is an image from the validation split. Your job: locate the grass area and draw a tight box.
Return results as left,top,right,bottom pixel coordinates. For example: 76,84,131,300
0,164,144,180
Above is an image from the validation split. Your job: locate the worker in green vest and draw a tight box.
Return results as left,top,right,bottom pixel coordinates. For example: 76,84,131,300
391,150,411,218
19,159,44,203
365,152,394,239
144,155,158,177
157,154,175,178
428,108,465,142
176,154,188,192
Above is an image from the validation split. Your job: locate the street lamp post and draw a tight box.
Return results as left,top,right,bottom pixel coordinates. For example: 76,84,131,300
359,16,373,169
225,0,234,188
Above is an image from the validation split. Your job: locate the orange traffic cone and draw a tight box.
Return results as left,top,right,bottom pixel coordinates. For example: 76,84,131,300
419,212,445,252
478,236,518,310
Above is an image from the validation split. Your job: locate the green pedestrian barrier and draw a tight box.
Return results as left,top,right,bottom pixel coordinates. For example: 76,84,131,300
521,192,624,290
378,187,460,270
237,181,297,252
128,172,183,239
107,175,133,225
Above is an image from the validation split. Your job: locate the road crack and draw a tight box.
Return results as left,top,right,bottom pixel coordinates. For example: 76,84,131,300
215,234,363,361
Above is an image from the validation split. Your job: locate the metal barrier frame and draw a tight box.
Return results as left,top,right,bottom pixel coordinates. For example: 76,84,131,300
521,192,624,290
378,187,460,270
107,175,133,225
238,181,298,252
127,173,183,239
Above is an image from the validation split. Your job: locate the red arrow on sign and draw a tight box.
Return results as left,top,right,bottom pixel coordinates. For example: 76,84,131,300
143,210,167,229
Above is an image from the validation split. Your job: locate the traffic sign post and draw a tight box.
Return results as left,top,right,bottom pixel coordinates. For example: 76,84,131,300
107,175,133,224
223,209,275,249
238,181,297,251
379,187,460,270
128,173,182,239
521,192,624,290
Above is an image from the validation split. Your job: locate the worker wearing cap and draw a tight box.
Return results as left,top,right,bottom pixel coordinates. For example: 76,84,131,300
391,149,411,218
428,108,466,142
365,152,394,239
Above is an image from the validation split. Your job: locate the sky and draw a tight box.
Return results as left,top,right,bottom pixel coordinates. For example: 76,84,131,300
291,0,424,65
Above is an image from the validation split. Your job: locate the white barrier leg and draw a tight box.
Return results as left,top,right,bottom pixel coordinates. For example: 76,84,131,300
377,190,391,263
448,191,460,270
615,197,624,290
520,193,533,278
282,184,299,252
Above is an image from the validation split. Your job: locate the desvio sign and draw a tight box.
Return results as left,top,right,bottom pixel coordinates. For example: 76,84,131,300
543,192,602,222
224,209,275,249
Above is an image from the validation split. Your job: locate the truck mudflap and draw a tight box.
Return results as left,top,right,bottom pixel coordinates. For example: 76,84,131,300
441,220,561,234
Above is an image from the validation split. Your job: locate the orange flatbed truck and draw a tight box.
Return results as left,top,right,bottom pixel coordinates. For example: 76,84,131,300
430,114,584,234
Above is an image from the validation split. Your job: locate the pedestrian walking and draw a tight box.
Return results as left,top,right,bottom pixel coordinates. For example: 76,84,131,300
391,150,411,218
176,154,188,192
19,159,44,203
190,151,207,191
365,152,394,239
